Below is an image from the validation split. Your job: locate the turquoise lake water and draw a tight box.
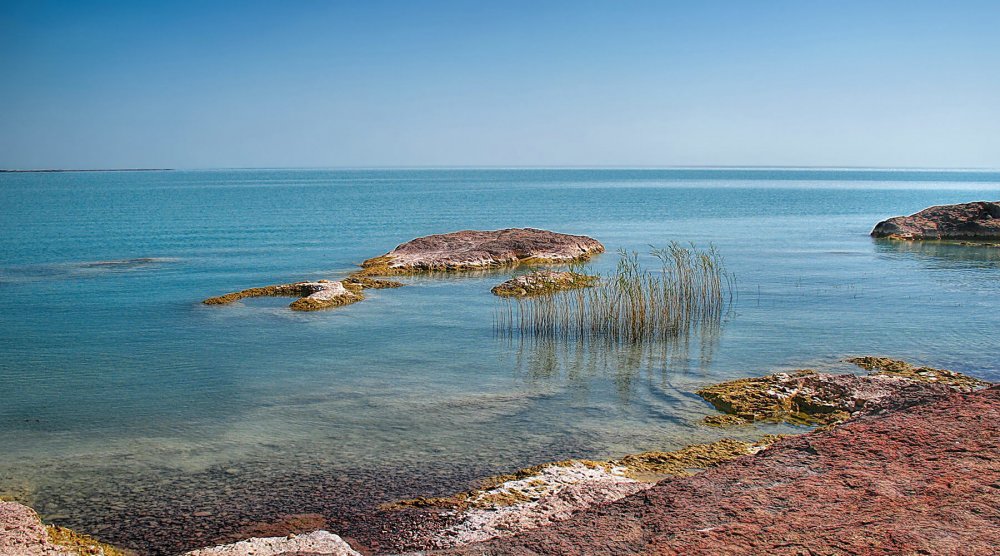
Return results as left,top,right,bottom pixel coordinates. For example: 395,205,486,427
1,169,999,552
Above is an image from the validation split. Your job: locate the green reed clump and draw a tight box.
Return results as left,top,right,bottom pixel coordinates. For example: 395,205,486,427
496,244,733,343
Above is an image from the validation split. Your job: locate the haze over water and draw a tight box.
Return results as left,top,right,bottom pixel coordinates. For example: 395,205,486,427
1,168,999,552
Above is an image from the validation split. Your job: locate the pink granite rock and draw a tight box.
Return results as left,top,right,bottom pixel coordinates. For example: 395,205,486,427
361,228,604,273
872,201,1000,240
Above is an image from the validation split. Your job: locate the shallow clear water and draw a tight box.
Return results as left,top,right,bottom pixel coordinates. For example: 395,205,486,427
1,169,999,551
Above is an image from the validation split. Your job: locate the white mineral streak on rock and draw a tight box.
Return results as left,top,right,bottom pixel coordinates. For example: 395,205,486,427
300,280,352,302
183,530,361,556
431,462,653,548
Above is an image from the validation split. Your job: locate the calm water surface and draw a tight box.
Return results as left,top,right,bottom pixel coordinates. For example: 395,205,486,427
1,169,999,552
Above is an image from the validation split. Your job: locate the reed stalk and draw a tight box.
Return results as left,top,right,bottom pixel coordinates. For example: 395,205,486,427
495,244,733,343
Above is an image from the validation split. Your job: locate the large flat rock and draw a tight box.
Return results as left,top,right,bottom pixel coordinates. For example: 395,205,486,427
360,228,604,274
435,385,1000,555
872,201,1000,240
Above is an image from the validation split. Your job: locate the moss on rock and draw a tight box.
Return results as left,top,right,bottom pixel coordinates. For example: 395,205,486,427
46,525,134,556
203,280,364,311
847,356,991,390
491,270,599,297
699,357,990,427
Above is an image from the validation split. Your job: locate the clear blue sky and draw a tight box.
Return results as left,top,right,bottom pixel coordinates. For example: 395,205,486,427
2,1,998,169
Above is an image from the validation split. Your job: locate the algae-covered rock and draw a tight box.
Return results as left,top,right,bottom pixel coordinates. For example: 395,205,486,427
698,357,990,426
45,525,133,556
342,276,404,290
491,270,598,297
616,436,784,480
359,228,604,274
202,280,363,311
847,356,991,390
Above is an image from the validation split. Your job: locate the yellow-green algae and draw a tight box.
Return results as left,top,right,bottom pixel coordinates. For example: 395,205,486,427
358,253,600,276
696,369,847,426
698,357,990,427
46,524,134,556
384,436,784,511
202,282,326,305
616,435,784,480
491,270,599,298
343,275,405,289
847,356,991,389
202,273,408,311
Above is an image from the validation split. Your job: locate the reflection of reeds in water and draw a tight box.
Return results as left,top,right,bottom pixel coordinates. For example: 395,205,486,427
496,244,734,343
500,324,723,405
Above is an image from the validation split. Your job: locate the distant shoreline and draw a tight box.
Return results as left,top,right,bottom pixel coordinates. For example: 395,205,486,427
0,168,173,173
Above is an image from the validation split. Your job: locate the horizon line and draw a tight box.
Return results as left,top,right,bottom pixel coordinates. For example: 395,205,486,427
5,165,1000,173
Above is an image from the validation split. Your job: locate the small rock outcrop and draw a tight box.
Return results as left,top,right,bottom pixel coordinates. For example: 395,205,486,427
698,357,990,426
202,229,601,312
183,530,360,556
359,228,604,274
202,280,364,311
491,270,598,297
871,201,1000,241
202,277,403,311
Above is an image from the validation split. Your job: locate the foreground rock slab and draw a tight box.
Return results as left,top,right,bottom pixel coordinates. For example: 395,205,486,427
183,530,360,556
491,270,598,297
871,200,1000,241
360,228,604,274
435,385,1000,555
0,501,128,556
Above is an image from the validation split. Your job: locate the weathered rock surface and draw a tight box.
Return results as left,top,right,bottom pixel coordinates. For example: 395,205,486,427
491,270,598,297
871,200,1000,240
387,438,781,549
203,280,365,311
436,385,1000,555
360,228,604,274
698,357,989,426
0,501,127,556
183,530,360,556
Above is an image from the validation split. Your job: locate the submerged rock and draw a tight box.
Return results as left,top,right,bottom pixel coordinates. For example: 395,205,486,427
183,530,360,556
871,200,1000,241
359,228,604,274
697,357,990,426
491,270,598,297
202,280,365,311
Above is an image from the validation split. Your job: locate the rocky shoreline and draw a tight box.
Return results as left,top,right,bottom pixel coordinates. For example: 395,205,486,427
4,357,994,555
435,382,999,555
